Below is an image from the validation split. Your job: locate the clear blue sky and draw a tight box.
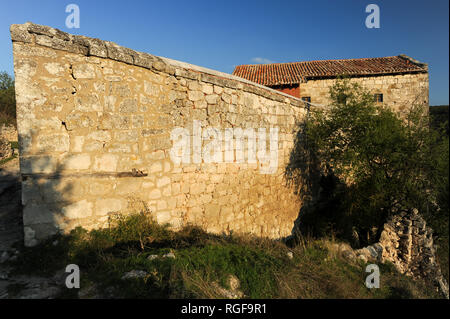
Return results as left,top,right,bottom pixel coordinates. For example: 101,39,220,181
0,0,448,105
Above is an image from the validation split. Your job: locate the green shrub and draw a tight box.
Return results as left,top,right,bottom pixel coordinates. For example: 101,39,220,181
0,71,16,126
289,78,449,247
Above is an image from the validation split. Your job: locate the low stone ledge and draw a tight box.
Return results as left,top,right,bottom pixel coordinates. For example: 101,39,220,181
21,171,148,180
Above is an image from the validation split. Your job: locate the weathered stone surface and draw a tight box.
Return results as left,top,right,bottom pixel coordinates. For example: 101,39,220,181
93,154,118,172
20,156,58,174
62,200,93,219
23,204,55,225
72,64,96,79
11,22,304,247
75,93,102,112
121,270,148,280
96,198,122,216
62,154,91,170
36,134,69,152
118,99,138,113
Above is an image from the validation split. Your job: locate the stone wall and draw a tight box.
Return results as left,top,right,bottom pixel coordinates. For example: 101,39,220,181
299,72,429,112
11,23,306,247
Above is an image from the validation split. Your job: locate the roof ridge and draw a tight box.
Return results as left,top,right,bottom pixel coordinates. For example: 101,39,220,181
236,55,401,67
232,54,428,87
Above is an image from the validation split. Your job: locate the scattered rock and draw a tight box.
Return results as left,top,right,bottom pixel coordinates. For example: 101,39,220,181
0,137,13,161
163,252,175,259
121,270,148,280
147,254,158,260
286,251,293,259
341,249,356,261
356,254,368,263
228,275,240,291
213,275,244,299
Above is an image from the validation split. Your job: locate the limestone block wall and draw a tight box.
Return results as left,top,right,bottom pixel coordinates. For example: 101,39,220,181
10,23,306,246
299,72,429,112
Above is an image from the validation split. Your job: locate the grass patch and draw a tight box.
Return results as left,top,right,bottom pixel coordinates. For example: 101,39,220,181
8,212,443,299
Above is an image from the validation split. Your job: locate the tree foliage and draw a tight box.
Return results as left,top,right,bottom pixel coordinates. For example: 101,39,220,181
0,71,16,126
297,79,448,246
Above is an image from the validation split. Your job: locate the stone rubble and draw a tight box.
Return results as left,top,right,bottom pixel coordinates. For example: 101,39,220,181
121,270,148,280
0,136,13,161
212,275,244,299
354,209,449,299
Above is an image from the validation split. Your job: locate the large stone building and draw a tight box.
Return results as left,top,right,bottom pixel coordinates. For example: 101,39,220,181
232,55,429,112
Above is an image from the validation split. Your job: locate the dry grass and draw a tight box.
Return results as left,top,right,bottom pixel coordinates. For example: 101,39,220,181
9,212,443,299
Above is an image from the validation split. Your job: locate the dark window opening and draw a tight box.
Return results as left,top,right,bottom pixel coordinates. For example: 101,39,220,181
374,93,383,103
337,94,347,105
301,96,311,103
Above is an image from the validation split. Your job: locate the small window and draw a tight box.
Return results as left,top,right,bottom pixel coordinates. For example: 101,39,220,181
301,96,311,103
337,94,347,104
374,93,383,103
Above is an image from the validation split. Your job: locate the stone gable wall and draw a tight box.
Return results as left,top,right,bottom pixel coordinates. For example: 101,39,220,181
11,23,306,246
299,72,429,112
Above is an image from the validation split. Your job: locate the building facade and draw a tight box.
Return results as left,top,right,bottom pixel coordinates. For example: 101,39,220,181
233,55,429,112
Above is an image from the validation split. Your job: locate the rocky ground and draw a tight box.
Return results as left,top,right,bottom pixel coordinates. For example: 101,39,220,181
0,157,64,299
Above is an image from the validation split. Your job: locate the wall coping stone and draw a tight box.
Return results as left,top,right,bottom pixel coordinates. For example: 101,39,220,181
10,22,305,108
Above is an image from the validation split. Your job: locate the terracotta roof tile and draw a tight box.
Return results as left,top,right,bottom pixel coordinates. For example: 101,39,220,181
232,55,427,86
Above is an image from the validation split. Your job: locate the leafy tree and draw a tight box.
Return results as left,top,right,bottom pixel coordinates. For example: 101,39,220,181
293,78,448,246
0,71,16,126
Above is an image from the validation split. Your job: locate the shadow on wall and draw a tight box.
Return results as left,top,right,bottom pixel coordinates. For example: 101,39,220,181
19,131,76,247
283,117,322,244
283,117,370,248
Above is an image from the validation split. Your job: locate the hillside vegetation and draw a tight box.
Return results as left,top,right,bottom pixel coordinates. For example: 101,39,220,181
0,72,15,127
7,212,440,299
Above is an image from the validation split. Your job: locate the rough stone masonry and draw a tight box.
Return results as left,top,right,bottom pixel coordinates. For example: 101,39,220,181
10,23,306,246
355,209,449,298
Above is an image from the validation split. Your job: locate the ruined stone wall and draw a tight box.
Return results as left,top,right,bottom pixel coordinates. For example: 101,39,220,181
11,23,306,247
299,72,429,112
355,209,449,298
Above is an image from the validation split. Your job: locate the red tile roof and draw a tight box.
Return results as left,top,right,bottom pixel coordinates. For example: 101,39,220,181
232,55,427,86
